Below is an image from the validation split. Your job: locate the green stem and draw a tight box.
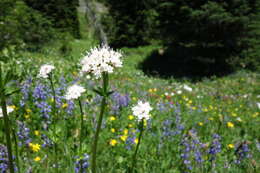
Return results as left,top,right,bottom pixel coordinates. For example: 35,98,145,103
12,128,20,173
91,73,109,173
48,74,58,171
78,99,84,173
0,64,15,173
130,119,144,173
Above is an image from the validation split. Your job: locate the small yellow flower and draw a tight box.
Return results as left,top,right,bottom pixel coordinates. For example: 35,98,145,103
134,138,139,144
191,107,197,110
51,98,54,103
198,122,203,126
26,108,32,113
128,124,133,128
34,130,40,136
231,112,237,117
132,97,137,101
29,143,41,152
153,88,157,92
128,115,134,120
123,129,128,135
72,71,78,76
202,108,208,112
208,117,214,121
9,105,17,110
188,100,192,104
109,139,117,146
227,122,234,128
62,103,68,109
111,128,115,133
34,156,41,162
148,89,153,93
24,114,30,119
120,135,128,142
109,116,116,121
228,144,234,149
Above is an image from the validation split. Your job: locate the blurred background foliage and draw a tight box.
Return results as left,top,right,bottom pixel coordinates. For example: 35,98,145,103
0,0,260,73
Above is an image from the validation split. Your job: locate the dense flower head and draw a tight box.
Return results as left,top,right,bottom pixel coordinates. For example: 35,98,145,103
132,101,153,121
38,64,55,78
65,84,86,100
80,45,123,78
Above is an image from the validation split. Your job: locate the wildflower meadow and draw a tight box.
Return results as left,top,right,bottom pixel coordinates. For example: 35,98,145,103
1,1,260,173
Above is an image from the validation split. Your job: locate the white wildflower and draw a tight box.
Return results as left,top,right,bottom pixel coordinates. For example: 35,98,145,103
65,84,86,100
0,106,14,118
183,84,192,92
38,64,55,78
257,102,260,109
132,101,153,121
80,45,122,78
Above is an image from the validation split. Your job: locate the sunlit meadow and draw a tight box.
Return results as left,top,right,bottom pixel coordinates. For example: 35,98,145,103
0,29,259,173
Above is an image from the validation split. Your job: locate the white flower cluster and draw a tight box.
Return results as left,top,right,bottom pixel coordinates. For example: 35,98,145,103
80,45,123,78
65,84,86,100
38,64,55,78
132,101,153,121
0,106,14,118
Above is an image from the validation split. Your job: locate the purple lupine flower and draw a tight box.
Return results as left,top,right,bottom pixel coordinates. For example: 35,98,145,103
17,121,31,146
0,144,17,172
208,134,221,162
180,136,193,171
111,92,130,113
33,84,49,100
36,101,52,119
74,154,89,173
125,131,137,150
20,78,32,107
234,142,251,164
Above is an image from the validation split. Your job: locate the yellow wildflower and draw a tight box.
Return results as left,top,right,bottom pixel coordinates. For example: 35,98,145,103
29,143,41,152
128,124,133,128
132,97,137,101
208,117,214,121
128,115,134,120
111,128,115,133
26,109,32,113
227,122,234,128
134,138,139,144
62,103,68,109
24,114,30,119
109,116,116,121
231,112,237,117
109,139,117,146
153,88,157,92
34,130,40,136
120,135,128,142
198,122,203,126
123,129,128,135
9,105,17,110
148,89,153,93
34,156,41,162
228,144,234,149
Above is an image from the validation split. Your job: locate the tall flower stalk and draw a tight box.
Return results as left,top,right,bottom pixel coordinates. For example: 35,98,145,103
91,72,109,173
130,100,153,173
0,64,15,173
80,45,123,173
130,119,144,173
65,84,86,173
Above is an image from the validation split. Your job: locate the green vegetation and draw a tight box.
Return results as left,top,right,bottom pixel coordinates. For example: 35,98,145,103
0,1,259,172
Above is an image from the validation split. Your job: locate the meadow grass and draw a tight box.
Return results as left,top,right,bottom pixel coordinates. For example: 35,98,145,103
0,13,259,173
